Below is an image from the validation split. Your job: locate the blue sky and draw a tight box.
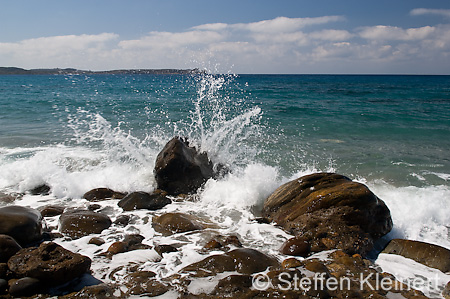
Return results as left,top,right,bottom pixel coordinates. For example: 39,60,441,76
1,0,450,74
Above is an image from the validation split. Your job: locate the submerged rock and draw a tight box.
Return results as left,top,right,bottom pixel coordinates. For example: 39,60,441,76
382,239,450,273
59,210,112,238
152,212,204,235
0,205,43,246
0,234,22,263
8,277,43,297
154,137,215,195
262,173,393,256
29,184,51,195
8,241,91,286
83,188,126,201
118,190,171,211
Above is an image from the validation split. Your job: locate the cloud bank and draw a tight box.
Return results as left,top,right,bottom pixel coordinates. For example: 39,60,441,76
1,14,449,74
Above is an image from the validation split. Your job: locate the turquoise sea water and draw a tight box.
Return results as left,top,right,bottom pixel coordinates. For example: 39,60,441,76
1,74,449,186
1,73,450,297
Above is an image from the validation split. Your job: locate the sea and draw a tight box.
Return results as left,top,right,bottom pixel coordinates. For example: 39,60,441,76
0,73,449,297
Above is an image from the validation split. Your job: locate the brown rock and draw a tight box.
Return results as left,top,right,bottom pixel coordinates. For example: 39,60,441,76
262,173,392,255
88,237,105,246
152,212,204,235
182,248,279,276
0,192,16,204
443,281,450,299
280,236,311,257
154,244,178,256
59,210,112,238
8,277,43,297
0,234,22,263
213,274,252,294
0,205,43,246
61,283,119,298
113,215,131,226
281,258,302,269
83,188,126,201
8,242,91,286
39,205,65,217
123,271,168,296
118,191,171,211
154,137,215,195
382,239,450,273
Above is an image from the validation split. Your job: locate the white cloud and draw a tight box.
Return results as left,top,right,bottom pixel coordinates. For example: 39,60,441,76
0,16,449,73
410,8,450,18
359,25,435,41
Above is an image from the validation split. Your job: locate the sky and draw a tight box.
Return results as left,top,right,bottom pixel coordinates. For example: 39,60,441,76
1,0,450,74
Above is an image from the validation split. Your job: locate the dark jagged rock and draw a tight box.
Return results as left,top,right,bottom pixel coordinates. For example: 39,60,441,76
152,212,204,235
0,234,22,263
29,184,51,195
8,242,91,286
113,215,131,226
83,188,126,201
382,239,450,272
0,205,43,246
0,192,16,204
118,191,171,211
59,210,112,238
154,137,215,195
38,205,65,217
262,173,392,256
182,248,279,277
154,244,178,256
203,234,243,251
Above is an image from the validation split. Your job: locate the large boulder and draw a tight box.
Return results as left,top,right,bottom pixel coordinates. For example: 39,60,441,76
262,173,392,255
59,210,112,238
154,137,214,195
0,206,43,246
8,242,91,286
382,239,450,273
118,191,171,211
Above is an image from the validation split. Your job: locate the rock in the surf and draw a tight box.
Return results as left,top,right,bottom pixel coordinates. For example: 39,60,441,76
8,277,43,297
152,212,204,235
29,184,51,195
154,137,215,195
8,241,91,286
262,173,393,255
382,239,450,273
118,190,171,211
59,210,112,238
0,235,22,263
83,188,126,201
0,205,43,246
38,205,65,217
182,248,279,277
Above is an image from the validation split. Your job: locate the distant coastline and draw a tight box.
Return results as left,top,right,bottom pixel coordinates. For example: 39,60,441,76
0,67,205,75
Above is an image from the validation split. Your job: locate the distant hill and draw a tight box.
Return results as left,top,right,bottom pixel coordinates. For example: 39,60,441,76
0,67,205,75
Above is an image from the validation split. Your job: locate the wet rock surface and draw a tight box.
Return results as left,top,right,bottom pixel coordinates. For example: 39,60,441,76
0,205,43,246
59,210,112,238
152,212,204,235
154,137,215,195
0,235,22,263
8,241,91,286
83,188,126,201
382,238,450,272
182,248,279,276
262,173,393,255
118,190,171,211
38,205,65,217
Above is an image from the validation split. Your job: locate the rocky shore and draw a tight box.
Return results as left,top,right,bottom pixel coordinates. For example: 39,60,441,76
0,137,449,298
